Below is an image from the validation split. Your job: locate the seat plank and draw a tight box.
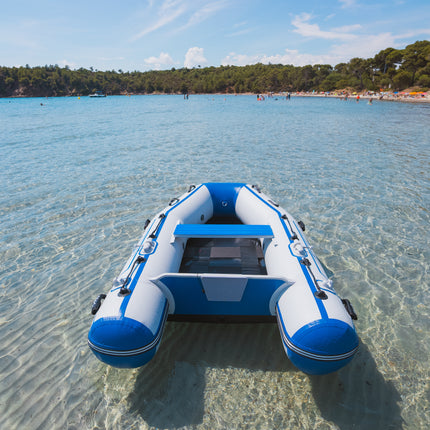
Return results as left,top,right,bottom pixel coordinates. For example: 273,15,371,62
174,224,274,238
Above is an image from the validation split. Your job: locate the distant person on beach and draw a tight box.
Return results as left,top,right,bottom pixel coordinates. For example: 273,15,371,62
356,95,360,102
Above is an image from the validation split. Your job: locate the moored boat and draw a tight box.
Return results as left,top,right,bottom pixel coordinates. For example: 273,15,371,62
89,91,106,97
88,183,358,374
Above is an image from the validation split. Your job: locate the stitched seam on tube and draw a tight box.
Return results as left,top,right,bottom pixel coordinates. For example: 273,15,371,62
89,302,169,357
276,306,358,361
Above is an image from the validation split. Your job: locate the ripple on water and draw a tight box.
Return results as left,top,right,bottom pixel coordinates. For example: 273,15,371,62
0,95,429,429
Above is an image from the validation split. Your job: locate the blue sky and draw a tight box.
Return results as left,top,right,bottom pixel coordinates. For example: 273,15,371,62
1,0,429,71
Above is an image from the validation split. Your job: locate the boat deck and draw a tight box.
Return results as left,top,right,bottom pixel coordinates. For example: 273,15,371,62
179,237,267,275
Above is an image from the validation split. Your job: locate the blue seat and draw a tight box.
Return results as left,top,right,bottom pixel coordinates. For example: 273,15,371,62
173,224,274,239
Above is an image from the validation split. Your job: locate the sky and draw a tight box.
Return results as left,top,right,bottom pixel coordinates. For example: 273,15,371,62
1,0,429,71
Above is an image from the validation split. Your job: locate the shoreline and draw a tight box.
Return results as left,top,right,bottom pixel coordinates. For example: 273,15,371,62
289,92,430,103
2,91,429,104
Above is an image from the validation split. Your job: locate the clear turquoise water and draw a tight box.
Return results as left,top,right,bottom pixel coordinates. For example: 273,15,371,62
0,95,429,429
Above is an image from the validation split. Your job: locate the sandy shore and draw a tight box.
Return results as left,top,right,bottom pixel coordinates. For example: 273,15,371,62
289,91,430,103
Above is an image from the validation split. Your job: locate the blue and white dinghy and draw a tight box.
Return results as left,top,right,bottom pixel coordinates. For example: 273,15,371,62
88,183,358,375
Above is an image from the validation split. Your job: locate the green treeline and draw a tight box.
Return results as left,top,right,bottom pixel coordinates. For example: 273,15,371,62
1,40,429,97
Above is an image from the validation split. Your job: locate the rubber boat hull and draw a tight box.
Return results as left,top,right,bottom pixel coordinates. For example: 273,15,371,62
88,183,358,374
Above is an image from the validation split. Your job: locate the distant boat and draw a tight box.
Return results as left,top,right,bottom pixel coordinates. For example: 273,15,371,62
89,91,106,97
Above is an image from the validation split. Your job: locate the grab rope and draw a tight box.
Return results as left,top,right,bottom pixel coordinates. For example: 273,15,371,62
300,258,328,300
282,214,298,240
149,214,166,239
120,256,145,295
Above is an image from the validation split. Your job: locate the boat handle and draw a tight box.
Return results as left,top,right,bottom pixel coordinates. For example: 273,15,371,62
91,294,106,315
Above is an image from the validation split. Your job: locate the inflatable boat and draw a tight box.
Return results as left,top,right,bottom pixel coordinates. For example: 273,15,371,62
88,183,358,375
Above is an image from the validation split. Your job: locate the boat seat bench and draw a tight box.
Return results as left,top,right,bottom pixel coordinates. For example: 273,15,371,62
173,224,274,239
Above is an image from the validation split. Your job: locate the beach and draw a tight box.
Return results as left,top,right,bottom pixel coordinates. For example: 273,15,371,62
286,91,430,103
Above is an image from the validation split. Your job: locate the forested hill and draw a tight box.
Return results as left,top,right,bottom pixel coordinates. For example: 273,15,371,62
1,40,429,97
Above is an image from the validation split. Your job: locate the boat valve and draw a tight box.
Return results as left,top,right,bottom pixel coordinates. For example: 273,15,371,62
119,284,131,296
314,290,328,300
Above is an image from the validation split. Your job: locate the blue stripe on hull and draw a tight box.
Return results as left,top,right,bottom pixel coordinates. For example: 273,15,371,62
244,185,330,321
117,184,206,317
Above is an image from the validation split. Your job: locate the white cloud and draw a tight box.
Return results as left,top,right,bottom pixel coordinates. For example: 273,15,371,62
131,0,187,41
97,56,125,62
221,52,259,66
184,47,207,68
226,28,254,37
233,21,247,28
288,13,430,64
339,0,356,7
221,10,430,68
178,1,227,31
292,13,358,41
144,52,175,69
396,28,430,39
131,0,228,40
332,24,362,33
330,33,397,59
221,27,418,68
225,19,253,37
221,49,343,67
58,59,77,69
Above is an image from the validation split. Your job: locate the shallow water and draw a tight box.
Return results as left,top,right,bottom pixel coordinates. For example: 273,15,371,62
0,94,429,429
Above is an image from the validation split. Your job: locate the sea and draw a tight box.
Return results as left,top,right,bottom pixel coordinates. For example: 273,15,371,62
0,94,429,430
